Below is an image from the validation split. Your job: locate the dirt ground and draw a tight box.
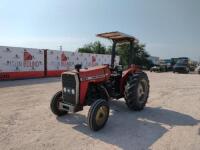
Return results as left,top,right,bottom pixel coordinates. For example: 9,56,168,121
0,72,200,150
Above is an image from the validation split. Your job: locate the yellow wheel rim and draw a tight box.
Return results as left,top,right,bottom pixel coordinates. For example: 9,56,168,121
95,106,108,126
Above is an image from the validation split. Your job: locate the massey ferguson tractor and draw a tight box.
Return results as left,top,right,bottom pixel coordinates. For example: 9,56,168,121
50,32,150,131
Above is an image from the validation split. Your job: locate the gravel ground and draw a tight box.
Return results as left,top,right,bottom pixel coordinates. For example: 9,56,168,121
0,72,200,150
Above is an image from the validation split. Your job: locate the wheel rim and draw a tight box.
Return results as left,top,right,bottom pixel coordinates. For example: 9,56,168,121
137,80,148,102
95,106,108,126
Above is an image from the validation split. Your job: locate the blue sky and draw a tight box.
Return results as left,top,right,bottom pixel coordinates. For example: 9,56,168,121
0,0,200,60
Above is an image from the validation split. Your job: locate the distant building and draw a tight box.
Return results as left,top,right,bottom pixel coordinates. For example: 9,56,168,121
148,56,160,65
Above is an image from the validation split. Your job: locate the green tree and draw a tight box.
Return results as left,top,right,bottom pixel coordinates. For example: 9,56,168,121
132,43,150,66
78,41,151,68
107,42,150,67
78,41,106,54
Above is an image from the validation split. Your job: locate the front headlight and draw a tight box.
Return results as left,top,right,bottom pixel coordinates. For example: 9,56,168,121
67,88,70,93
63,87,67,92
64,87,75,95
71,89,75,95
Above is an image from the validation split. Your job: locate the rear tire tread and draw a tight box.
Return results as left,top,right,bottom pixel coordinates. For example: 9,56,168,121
124,72,150,111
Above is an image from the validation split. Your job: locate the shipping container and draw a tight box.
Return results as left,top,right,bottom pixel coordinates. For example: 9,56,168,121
0,46,120,80
0,46,44,80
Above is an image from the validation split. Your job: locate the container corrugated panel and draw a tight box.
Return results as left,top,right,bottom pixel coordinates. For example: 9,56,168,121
46,50,75,77
0,46,120,79
0,46,44,80
46,50,120,77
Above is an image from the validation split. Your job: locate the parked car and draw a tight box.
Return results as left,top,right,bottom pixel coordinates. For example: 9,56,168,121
150,65,167,72
173,58,190,73
150,66,160,72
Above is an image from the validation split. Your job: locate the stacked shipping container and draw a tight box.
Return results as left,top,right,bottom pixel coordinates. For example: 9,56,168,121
0,46,120,80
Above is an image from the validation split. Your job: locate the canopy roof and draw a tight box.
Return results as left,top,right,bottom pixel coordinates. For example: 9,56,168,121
96,31,138,42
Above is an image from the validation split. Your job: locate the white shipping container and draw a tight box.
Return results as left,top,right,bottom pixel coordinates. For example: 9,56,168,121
0,46,120,79
47,50,120,71
47,50,75,71
0,46,44,72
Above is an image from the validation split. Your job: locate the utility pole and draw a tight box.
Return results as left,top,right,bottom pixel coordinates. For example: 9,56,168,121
60,45,62,51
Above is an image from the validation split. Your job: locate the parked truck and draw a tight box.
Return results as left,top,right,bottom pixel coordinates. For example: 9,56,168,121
173,57,195,73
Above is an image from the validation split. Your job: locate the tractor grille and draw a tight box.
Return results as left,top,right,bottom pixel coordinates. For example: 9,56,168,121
62,73,79,105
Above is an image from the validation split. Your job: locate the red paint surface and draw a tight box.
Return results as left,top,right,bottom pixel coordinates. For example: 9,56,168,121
79,65,111,105
24,50,33,60
120,65,141,95
46,70,67,77
0,71,44,80
0,70,70,80
79,81,89,105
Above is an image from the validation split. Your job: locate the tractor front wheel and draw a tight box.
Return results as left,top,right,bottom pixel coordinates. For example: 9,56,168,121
50,91,68,116
87,99,109,131
124,72,149,111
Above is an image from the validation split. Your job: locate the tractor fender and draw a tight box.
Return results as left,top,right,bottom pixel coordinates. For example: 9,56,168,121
120,65,141,95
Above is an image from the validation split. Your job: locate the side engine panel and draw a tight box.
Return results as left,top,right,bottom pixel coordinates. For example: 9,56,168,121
79,65,111,105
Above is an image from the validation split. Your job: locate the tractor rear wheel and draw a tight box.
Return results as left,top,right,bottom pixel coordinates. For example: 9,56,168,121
87,99,109,131
124,72,149,111
50,91,68,116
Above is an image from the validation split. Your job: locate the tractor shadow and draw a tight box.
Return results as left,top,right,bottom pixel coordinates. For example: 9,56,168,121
57,100,200,150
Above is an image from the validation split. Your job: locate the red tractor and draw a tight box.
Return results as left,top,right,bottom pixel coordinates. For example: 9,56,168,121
50,32,150,131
